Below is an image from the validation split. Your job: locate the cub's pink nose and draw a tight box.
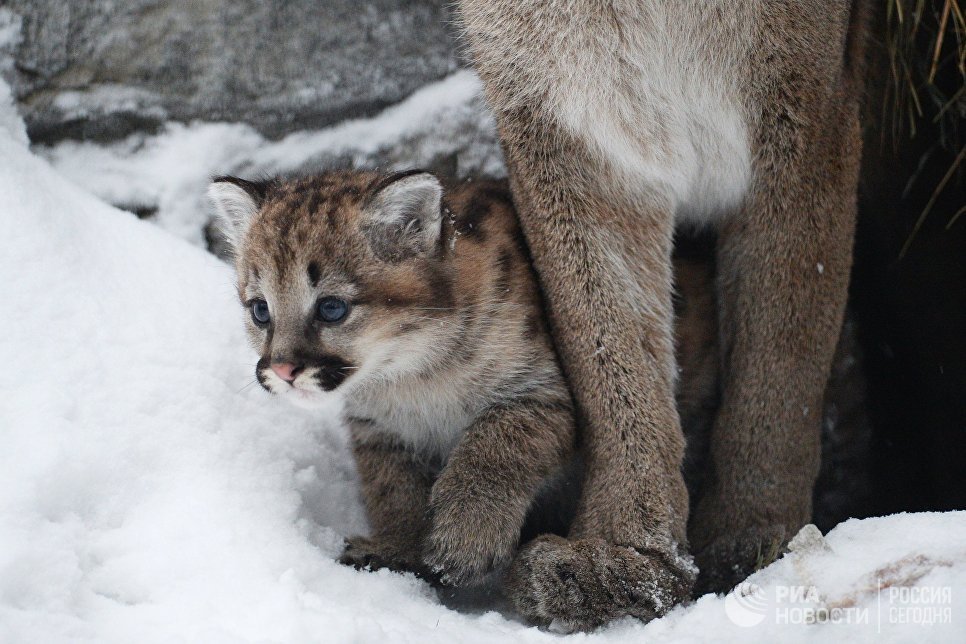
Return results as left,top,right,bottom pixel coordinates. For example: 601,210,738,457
270,362,302,383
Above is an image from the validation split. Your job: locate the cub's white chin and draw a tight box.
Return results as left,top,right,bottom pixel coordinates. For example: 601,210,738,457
283,386,343,413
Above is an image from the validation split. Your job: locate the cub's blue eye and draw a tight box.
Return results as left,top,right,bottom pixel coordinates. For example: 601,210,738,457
317,297,349,323
251,299,271,325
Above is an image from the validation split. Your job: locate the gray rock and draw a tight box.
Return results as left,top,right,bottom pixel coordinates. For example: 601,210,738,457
4,0,461,144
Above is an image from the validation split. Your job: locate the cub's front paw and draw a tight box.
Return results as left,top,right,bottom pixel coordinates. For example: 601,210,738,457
338,535,424,576
507,535,697,631
424,492,521,586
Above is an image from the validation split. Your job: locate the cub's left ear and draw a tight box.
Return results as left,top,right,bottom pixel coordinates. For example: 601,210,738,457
362,171,443,261
207,176,270,251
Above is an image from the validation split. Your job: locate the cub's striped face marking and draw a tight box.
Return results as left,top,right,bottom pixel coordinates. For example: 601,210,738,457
244,269,358,407
209,171,450,409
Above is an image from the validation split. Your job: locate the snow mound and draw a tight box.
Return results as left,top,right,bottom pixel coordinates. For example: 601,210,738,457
0,100,529,643
1,82,963,642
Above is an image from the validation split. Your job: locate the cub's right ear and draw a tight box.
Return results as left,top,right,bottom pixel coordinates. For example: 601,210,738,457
361,171,443,262
207,176,269,251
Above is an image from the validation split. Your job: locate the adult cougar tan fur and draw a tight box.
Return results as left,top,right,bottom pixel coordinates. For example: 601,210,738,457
457,0,869,628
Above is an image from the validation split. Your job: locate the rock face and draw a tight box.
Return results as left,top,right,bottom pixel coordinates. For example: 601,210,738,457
3,0,461,144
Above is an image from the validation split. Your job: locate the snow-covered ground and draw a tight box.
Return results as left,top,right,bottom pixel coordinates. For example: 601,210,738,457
1,75,964,643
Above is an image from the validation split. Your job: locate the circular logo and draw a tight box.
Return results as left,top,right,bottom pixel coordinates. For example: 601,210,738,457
725,582,768,627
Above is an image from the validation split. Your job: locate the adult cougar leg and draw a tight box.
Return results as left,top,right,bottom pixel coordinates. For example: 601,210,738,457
498,109,695,630
689,58,863,594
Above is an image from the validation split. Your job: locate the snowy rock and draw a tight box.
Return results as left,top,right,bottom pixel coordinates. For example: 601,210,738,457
787,525,832,555
37,71,503,249
4,0,461,143
0,8,27,146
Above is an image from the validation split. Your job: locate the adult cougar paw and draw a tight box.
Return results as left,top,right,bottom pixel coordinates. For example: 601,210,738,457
692,525,788,596
506,535,697,632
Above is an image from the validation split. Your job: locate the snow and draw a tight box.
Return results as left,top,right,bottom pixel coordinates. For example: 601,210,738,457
1,75,964,642
49,84,168,122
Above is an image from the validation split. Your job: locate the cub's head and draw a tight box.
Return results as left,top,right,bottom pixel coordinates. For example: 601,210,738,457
209,170,452,408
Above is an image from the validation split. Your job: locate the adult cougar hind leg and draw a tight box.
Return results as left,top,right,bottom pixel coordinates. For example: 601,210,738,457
495,109,695,631
689,21,864,593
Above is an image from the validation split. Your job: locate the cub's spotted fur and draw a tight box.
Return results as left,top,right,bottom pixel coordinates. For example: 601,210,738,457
210,170,578,584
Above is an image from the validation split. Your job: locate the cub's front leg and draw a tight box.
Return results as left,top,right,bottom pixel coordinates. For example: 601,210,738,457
339,424,434,577
426,399,576,586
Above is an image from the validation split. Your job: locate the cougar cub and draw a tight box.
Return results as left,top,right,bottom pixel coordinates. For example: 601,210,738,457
209,170,577,585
